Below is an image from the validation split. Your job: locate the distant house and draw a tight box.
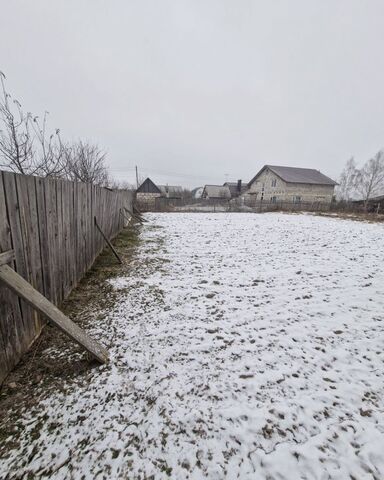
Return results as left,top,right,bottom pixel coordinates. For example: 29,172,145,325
223,180,247,198
158,185,183,199
136,178,183,208
242,165,337,204
202,184,231,200
136,178,162,206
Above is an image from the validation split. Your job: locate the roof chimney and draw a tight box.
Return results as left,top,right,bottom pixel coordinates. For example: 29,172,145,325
237,179,242,193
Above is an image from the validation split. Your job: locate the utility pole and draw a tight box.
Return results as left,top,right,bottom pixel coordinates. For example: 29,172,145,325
135,166,139,189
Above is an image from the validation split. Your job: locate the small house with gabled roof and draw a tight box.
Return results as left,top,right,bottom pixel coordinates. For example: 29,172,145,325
136,177,183,208
136,177,162,209
202,184,231,200
136,177,161,194
158,185,183,198
243,165,337,204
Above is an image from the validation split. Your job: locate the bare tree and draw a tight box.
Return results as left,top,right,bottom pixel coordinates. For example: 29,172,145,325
337,157,358,201
180,188,192,199
107,178,135,190
0,73,67,177
65,140,109,185
1,72,112,185
355,150,384,208
0,72,35,174
31,112,67,177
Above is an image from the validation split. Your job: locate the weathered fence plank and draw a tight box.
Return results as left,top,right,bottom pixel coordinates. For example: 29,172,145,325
0,250,15,266
0,173,24,380
0,265,109,364
35,176,50,299
0,170,133,383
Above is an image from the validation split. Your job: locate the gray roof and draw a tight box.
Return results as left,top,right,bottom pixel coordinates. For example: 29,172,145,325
158,185,183,195
249,165,337,186
224,181,248,197
137,177,162,193
202,184,231,198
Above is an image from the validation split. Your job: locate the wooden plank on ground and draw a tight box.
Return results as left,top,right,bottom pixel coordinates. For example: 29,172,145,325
0,264,109,363
94,217,122,264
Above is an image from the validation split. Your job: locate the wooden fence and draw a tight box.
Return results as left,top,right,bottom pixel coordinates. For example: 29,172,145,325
139,197,334,213
0,170,134,383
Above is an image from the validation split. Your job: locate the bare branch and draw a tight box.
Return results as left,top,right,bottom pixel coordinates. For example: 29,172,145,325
65,140,110,185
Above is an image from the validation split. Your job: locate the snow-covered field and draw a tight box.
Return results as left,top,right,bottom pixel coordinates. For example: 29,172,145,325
1,212,384,479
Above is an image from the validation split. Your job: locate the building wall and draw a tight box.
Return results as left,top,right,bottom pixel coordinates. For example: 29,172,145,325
244,169,335,203
136,192,162,209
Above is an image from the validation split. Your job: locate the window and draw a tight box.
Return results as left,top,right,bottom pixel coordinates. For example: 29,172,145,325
271,196,277,204
293,196,301,204
271,179,277,187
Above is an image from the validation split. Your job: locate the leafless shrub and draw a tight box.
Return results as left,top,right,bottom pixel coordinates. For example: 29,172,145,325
31,112,67,178
107,179,135,190
64,140,109,186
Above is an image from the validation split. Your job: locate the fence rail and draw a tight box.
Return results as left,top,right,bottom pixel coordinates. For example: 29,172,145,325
138,197,336,213
0,170,133,383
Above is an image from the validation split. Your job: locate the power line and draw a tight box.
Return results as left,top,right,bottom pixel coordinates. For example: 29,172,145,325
109,167,238,182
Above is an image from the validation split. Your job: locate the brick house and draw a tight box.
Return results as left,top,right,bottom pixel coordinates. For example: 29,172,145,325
242,165,337,205
136,178,183,209
136,178,162,208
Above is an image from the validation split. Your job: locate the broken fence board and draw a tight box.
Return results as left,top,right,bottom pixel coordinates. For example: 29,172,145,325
124,206,144,224
0,264,109,364
119,209,133,227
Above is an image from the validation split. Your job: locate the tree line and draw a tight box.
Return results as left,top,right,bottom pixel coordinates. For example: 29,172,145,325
0,71,129,188
338,151,384,206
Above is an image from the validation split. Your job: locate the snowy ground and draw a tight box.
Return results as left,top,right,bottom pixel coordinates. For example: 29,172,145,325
1,212,384,480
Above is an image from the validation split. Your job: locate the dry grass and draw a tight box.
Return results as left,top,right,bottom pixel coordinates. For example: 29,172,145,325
0,224,141,432
315,211,384,223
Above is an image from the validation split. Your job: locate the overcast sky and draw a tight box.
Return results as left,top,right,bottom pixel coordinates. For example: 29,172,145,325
1,0,384,187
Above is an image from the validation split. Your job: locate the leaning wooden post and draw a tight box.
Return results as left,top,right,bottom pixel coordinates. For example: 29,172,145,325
133,204,146,220
0,250,109,364
94,216,122,264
